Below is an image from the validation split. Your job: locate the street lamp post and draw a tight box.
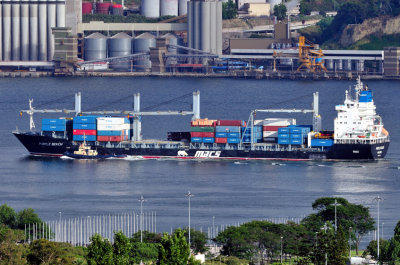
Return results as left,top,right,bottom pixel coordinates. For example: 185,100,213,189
374,196,382,263
332,199,341,233
185,191,194,248
280,236,283,264
138,195,146,243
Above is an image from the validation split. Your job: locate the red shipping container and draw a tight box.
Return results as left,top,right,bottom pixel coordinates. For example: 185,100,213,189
109,136,123,142
73,129,96,135
217,120,246,127
191,132,203,137
215,137,227,144
263,126,285,131
97,136,110,142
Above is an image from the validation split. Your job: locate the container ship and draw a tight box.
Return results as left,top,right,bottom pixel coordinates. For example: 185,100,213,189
13,78,389,160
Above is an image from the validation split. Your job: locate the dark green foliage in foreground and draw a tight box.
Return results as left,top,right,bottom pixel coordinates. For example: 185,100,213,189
159,229,190,265
222,0,237,20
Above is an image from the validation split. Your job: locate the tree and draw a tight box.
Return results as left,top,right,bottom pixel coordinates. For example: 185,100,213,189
112,231,131,265
130,242,159,264
0,204,17,228
86,234,113,265
159,229,190,265
274,3,287,21
130,231,162,243
222,0,237,20
183,228,208,253
0,225,27,265
299,0,313,15
27,239,76,265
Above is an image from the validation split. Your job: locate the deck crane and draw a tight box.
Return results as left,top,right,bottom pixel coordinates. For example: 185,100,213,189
296,36,327,72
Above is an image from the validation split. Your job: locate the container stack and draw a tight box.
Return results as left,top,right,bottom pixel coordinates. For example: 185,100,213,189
73,116,97,142
215,120,245,144
97,117,130,142
311,139,334,147
262,118,296,143
190,119,215,143
289,126,310,145
242,125,263,143
42,119,72,138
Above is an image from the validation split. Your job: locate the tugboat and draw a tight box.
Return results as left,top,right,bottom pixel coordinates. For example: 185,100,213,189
64,140,111,160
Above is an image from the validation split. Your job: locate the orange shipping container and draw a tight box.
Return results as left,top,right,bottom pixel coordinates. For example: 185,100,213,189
191,118,216,127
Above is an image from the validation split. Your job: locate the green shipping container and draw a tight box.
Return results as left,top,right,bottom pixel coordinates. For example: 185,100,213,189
190,126,215,132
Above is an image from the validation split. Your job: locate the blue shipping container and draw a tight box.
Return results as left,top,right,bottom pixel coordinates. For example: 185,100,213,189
97,130,123,136
290,133,306,139
42,118,67,126
278,133,289,139
359,91,373,103
191,137,202,143
73,123,97,130
289,127,310,134
242,138,263,143
311,139,334,147
215,126,241,133
73,135,96,141
203,137,215,143
74,116,98,124
42,124,66,132
278,127,290,133
228,132,240,138
227,138,240,144
242,126,262,133
290,138,304,145
278,138,290,144
215,132,227,138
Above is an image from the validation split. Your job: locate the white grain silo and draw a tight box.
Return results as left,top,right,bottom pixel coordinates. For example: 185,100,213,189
47,0,56,61
160,0,178,16
11,0,21,60
187,1,193,49
200,1,210,52
84,32,108,61
178,0,188,16
30,0,39,61
133,32,156,71
193,0,200,50
141,0,160,18
108,32,132,71
56,0,66,27
216,0,222,55
38,0,47,60
0,2,3,61
2,0,11,61
210,1,216,54
21,0,30,61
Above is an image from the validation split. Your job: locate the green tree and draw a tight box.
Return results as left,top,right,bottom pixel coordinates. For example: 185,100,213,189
130,242,160,264
183,228,208,253
27,239,76,265
0,204,17,228
86,234,113,265
0,224,27,265
158,229,190,265
299,0,313,15
112,231,131,265
130,231,162,243
222,0,237,20
274,3,287,21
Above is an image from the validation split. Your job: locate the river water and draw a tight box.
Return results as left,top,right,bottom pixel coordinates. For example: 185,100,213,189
0,77,399,245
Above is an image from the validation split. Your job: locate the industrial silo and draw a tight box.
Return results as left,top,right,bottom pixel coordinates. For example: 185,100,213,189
84,32,107,61
29,0,39,61
2,0,11,61
141,0,159,18
216,0,222,55
193,0,200,50
108,32,132,71
11,0,20,60
38,0,47,61
0,2,3,61
133,32,156,71
47,0,56,61
56,0,66,27
200,1,210,52
21,0,29,61
162,33,183,67
187,1,193,49
178,0,188,16
210,1,217,54
161,0,178,16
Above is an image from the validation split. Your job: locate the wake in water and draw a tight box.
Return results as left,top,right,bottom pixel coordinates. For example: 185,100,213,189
234,161,248,165
60,155,74,160
271,163,285,166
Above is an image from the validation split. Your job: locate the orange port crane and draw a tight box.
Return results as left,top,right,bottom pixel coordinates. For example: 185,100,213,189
296,36,327,72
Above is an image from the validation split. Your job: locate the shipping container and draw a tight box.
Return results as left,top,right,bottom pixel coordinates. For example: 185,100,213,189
263,118,296,126
242,138,263,143
263,137,277,143
289,127,310,134
216,120,246,127
190,127,215,133
290,138,304,145
290,133,305,139
42,124,66,132
73,129,97,135
278,133,289,139
278,127,290,133
42,118,68,126
73,135,96,141
215,126,241,133
215,137,227,144
227,138,240,144
97,117,126,125
97,124,126,131
278,138,290,145
242,125,262,133
203,137,215,143
110,136,124,142
191,137,203,143
215,132,227,138
73,116,98,124
263,131,278,138
228,132,240,138
263,125,285,131
190,132,215,138
254,120,264,126
97,130,124,136
97,136,111,142
73,123,97,130
311,139,334,147
191,118,216,127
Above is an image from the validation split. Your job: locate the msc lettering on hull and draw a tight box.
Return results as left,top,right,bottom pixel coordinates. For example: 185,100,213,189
194,151,221,158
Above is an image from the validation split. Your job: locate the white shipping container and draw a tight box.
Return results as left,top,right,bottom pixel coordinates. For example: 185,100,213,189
97,124,126,131
263,118,296,126
263,131,278,138
97,117,125,125
254,120,264,126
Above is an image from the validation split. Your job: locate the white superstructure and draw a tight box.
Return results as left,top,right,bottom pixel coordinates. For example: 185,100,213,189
334,77,389,144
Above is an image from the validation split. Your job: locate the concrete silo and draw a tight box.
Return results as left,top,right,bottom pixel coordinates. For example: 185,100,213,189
209,1,216,54
29,0,39,61
84,32,107,61
133,32,156,71
21,0,30,61
56,0,66,27
178,0,188,16
187,1,193,49
141,0,159,18
160,0,178,16
193,0,200,50
2,0,11,61
108,32,132,71
0,2,3,61
162,33,183,67
200,1,210,52
11,0,20,60
38,0,47,61
47,0,57,61
216,0,222,55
